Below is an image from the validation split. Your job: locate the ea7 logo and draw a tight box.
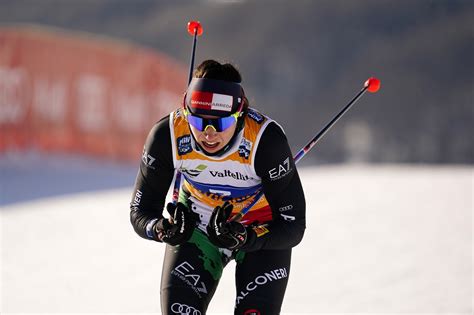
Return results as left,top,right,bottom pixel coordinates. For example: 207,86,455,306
268,157,291,180
142,149,156,168
173,261,208,295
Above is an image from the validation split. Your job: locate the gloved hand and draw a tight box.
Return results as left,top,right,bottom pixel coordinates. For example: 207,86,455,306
207,201,253,250
153,202,198,246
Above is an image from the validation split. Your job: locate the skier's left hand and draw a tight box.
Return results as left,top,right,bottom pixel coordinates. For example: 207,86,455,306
207,201,255,250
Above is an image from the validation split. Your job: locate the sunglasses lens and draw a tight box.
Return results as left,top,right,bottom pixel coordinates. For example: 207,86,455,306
187,115,204,130
187,114,236,132
216,116,237,131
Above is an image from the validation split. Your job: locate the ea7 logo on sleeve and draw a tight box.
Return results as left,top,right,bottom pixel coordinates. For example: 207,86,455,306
142,149,156,168
268,157,291,180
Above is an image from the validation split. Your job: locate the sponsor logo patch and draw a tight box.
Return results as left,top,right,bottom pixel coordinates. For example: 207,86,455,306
177,135,192,155
238,138,253,159
190,91,233,112
247,109,264,124
175,109,183,118
209,189,231,196
279,204,293,212
171,302,201,315
130,190,142,208
268,157,292,180
209,169,251,181
182,164,207,178
235,267,288,306
252,225,270,237
141,148,156,168
171,261,208,298
280,214,296,222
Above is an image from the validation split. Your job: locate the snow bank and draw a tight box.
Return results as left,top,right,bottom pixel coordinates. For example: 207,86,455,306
1,164,472,314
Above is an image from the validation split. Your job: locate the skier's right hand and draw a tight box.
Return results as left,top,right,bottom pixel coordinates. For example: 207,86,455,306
153,202,198,246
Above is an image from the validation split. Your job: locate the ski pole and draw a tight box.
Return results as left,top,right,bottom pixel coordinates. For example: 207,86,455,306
229,77,381,222
186,21,203,84
172,21,203,204
293,77,380,163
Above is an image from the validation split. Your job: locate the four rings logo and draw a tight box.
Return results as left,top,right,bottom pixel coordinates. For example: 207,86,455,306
171,302,201,315
279,204,293,212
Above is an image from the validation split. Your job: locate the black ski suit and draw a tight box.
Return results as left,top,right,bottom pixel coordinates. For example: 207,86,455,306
130,108,306,314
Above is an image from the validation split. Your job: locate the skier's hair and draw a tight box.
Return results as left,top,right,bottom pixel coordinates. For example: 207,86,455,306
194,60,249,112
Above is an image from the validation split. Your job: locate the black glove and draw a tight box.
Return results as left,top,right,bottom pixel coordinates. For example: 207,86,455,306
207,201,253,250
153,202,198,246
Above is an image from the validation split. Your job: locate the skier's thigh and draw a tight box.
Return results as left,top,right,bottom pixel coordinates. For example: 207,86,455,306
160,234,223,314
234,249,292,315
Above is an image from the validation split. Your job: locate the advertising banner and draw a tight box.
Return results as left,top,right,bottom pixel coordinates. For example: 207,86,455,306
0,26,186,161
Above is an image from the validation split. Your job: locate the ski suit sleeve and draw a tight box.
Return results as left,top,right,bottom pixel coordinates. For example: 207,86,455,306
244,122,306,251
130,116,175,240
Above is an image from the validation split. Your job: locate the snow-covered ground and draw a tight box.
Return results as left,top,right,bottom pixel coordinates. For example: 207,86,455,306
0,154,472,314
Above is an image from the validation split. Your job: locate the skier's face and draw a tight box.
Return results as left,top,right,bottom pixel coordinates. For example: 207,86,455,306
189,114,238,154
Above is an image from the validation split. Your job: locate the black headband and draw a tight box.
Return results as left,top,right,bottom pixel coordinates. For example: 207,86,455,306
185,78,243,117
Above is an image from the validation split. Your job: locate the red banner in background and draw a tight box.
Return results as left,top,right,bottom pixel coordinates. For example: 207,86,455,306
0,26,186,161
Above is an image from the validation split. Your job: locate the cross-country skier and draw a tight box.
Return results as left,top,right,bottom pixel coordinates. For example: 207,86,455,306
130,59,306,315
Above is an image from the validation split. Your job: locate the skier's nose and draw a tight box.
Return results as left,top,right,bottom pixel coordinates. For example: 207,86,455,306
203,125,218,138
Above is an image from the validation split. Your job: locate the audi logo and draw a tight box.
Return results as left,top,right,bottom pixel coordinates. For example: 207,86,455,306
171,302,202,315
